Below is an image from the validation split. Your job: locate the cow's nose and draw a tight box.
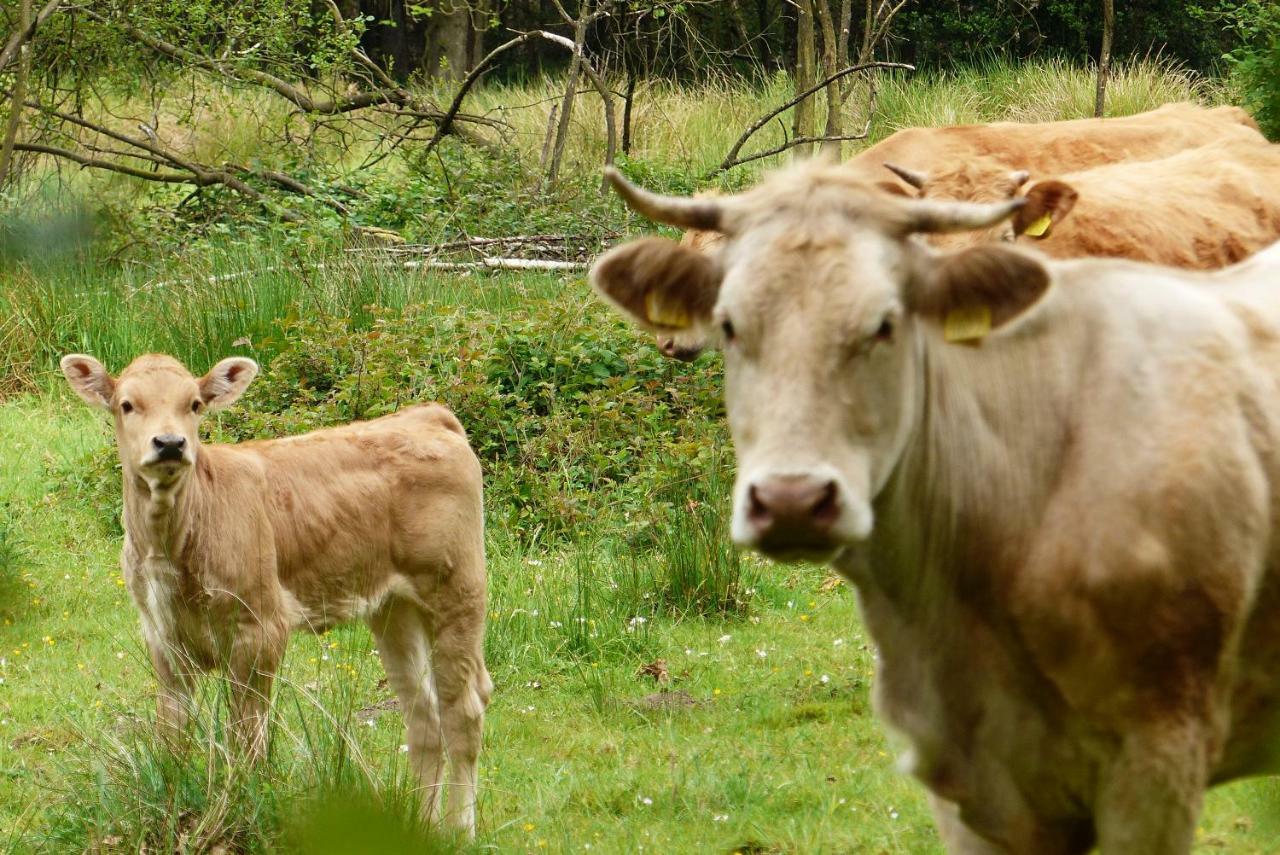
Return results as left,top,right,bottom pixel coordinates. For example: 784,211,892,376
152,434,187,462
748,475,840,552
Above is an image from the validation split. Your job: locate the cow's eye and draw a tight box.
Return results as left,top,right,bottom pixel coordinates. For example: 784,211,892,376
191,400,201,413
120,401,134,414
721,319,736,342
875,317,895,342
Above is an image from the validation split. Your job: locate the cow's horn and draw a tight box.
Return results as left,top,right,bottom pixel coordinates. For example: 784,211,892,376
903,197,1026,234
604,167,723,231
883,162,928,189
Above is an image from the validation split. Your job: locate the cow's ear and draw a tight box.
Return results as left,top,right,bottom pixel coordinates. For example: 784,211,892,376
590,236,721,333
1013,180,1078,239
60,354,115,410
909,245,1052,344
200,357,258,411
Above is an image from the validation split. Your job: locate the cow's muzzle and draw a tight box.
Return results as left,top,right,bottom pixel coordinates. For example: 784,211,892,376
745,474,842,561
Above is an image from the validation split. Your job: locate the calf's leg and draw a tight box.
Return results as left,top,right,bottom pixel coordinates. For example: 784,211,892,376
429,603,491,838
370,598,446,825
929,794,1011,855
226,625,285,762
144,634,196,744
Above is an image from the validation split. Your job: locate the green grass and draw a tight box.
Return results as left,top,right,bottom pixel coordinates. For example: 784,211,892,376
2,57,1278,852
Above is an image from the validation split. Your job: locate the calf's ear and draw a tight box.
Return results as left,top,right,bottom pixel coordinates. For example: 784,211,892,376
60,354,115,410
1014,180,1078,239
200,357,259,411
590,236,722,333
908,245,1052,344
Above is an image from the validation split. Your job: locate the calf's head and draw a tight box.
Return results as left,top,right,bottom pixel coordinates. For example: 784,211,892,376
61,353,258,485
592,164,1052,561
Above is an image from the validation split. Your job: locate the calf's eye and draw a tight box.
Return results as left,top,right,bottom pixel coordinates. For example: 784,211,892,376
191,400,201,413
875,318,895,342
120,401,134,414
721,319,736,341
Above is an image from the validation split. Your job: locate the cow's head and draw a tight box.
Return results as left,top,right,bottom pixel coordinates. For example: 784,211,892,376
883,159,1079,250
592,163,1051,561
62,353,258,486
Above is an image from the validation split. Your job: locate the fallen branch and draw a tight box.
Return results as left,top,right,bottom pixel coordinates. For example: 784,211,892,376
711,60,913,177
403,257,586,271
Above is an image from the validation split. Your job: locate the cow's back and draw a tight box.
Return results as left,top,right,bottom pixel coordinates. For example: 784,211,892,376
1033,137,1280,268
236,404,483,623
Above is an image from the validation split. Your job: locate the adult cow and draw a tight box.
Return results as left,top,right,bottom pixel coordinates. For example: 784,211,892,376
656,101,1263,359
61,353,491,836
881,135,1280,268
591,162,1280,854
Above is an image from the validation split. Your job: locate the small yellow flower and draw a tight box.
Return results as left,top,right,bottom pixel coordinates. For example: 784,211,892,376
713,688,722,696
523,823,535,833
804,669,813,677
799,614,809,622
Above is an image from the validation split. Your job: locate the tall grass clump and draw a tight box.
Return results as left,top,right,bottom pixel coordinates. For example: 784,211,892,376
41,661,437,853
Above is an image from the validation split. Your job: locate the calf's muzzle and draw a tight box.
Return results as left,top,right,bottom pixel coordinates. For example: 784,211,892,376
151,434,187,462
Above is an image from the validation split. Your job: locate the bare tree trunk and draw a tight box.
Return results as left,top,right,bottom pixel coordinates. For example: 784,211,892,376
621,71,636,154
0,0,32,186
793,0,816,158
726,0,762,70
814,0,842,158
1094,0,1115,117
545,1,593,186
423,0,470,80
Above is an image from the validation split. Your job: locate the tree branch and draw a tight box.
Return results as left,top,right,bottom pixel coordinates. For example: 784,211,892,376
712,60,912,177
0,0,59,73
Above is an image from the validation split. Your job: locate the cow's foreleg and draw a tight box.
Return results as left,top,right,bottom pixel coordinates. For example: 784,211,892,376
430,602,490,838
370,598,446,826
1094,723,1208,855
928,794,1012,854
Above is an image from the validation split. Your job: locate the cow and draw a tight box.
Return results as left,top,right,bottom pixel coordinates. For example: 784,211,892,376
590,162,1280,854
657,104,1267,361
60,353,491,836
675,102,1262,261
879,136,1280,268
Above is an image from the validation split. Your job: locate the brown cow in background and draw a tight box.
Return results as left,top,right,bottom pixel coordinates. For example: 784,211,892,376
887,135,1280,268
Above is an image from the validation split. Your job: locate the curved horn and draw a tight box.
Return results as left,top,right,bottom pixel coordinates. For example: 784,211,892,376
903,197,1026,234
1009,169,1031,188
883,161,928,189
604,167,723,231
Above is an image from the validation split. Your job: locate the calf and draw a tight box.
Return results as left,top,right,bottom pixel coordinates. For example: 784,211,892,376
592,164,1280,854
61,353,491,835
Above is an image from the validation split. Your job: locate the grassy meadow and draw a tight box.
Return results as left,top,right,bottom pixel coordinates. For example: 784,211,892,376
2,58,1279,852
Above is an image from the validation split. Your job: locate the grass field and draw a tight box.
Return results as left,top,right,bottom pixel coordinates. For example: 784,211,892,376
2,59,1279,852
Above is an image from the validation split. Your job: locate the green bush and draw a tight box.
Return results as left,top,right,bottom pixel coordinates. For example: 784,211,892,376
206,296,728,550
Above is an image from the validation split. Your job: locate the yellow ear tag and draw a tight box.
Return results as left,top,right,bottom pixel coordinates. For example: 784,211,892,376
1021,212,1053,238
644,290,691,330
943,304,992,344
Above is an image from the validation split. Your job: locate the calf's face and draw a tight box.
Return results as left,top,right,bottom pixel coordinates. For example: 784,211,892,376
61,354,258,484
592,165,1050,562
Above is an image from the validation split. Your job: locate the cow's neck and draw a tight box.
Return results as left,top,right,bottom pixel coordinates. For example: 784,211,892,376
122,455,209,566
865,311,1082,611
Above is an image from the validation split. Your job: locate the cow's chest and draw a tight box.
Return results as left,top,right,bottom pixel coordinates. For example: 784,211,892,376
837,554,1098,838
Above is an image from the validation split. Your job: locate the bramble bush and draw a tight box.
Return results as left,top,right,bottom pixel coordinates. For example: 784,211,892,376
205,296,730,550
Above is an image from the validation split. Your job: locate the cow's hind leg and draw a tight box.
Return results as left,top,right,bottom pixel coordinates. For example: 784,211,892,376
370,597,446,826
428,600,491,838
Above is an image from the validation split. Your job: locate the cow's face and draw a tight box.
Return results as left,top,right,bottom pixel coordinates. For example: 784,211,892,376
62,353,257,486
593,164,1050,561
884,160,1079,250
